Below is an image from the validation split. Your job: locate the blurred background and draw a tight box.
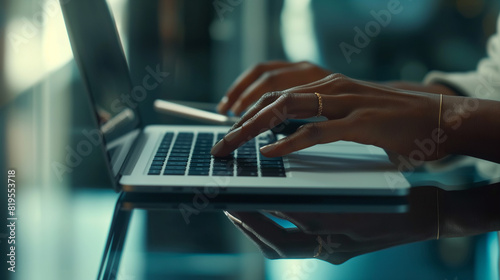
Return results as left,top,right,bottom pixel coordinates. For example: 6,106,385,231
0,0,499,279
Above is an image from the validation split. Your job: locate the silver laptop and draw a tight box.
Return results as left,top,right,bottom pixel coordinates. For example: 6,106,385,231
60,0,410,196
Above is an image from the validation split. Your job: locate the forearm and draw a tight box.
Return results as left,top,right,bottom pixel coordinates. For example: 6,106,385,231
384,81,459,96
442,95,500,163
386,81,500,163
441,182,500,238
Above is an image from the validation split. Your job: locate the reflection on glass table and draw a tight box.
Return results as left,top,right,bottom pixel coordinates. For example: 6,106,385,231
98,183,499,280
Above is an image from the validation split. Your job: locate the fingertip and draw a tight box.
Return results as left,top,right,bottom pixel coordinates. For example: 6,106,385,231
216,104,227,115
229,102,244,116
210,140,224,156
217,97,229,114
259,144,275,155
259,144,283,158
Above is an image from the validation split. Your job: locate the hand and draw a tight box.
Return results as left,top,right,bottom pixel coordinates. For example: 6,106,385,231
216,61,331,115
223,187,440,265
223,184,500,265
211,73,449,160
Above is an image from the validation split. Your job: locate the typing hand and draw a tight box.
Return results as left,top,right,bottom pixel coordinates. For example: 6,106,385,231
212,73,449,161
217,61,331,116
223,187,441,265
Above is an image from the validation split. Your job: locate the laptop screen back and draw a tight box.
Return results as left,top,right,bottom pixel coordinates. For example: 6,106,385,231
60,0,142,179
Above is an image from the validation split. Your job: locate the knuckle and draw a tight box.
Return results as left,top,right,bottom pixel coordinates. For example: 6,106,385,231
296,60,312,67
277,92,296,108
260,71,276,83
261,91,282,104
327,73,350,91
327,73,346,80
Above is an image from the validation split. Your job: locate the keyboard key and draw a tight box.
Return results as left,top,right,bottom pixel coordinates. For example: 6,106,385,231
260,163,284,169
237,170,258,177
173,143,192,147
261,172,286,177
188,170,209,176
197,132,213,137
151,160,164,166
164,170,185,175
170,149,191,154
191,154,211,159
164,165,186,170
168,157,189,162
178,132,194,137
148,169,161,175
189,166,210,172
237,166,257,171
155,152,168,157
213,171,233,176
190,158,211,163
237,154,256,160
237,161,256,166
190,162,211,167
191,150,211,155
166,161,187,166
168,152,189,157
213,167,233,173
154,156,166,161
149,165,163,170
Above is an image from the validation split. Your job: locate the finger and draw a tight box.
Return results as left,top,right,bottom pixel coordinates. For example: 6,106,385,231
259,120,351,157
211,93,323,157
226,211,318,258
228,91,284,133
228,74,353,132
213,93,355,157
269,211,370,236
224,211,281,259
230,65,330,115
227,211,357,263
217,61,291,114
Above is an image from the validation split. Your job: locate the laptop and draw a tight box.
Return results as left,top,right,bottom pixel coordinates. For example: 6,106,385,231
59,0,410,196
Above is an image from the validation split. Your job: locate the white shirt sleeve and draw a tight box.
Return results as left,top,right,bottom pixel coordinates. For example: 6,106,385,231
423,13,500,181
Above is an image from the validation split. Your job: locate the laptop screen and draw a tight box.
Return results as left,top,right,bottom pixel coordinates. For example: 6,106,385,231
60,0,142,179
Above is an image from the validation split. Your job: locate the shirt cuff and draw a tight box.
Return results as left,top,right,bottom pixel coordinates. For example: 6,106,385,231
423,70,480,98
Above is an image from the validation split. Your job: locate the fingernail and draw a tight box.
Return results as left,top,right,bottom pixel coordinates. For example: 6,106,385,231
224,127,241,143
216,96,228,113
211,140,224,155
211,127,242,155
260,144,276,154
230,103,241,116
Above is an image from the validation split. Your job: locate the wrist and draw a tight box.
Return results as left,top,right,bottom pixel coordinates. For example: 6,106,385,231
440,185,500,238
407,187,442,242
440,95,500,162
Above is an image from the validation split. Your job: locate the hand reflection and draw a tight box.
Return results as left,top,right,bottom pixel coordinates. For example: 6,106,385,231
224,184,500,265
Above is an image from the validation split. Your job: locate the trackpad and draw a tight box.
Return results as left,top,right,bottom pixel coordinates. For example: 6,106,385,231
286,141,396,173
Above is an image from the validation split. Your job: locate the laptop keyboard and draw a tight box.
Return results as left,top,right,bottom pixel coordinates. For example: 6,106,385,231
147,132,286,177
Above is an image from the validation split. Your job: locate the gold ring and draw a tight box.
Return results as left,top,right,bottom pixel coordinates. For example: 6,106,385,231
314,92,323,117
